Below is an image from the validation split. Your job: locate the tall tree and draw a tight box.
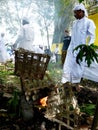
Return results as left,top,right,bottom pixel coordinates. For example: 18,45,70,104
34,0,54,49
0,0,54,48
52,0,77,43
0,0,81,46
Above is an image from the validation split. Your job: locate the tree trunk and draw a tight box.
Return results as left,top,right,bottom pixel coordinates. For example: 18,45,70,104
52,0,76,43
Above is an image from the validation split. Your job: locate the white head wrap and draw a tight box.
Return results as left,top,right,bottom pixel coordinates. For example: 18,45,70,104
73,3,88,17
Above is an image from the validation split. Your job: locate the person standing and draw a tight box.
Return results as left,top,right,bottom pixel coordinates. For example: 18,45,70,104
54,44,59,62
13,17,34,51
13,17,44,54
61,29,71,66
0,33,10,64
61,3,96,85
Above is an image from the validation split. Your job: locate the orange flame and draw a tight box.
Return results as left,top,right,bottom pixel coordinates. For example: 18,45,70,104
40,96,48,107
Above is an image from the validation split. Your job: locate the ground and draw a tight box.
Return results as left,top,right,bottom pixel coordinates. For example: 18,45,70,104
0,61,98,130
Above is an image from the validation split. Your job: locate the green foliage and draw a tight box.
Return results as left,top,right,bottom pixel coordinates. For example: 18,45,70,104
80,103,95,116
78,0,84,3
47,61,62,83
73,44,98,67
8,89,20,116
0,71,11,84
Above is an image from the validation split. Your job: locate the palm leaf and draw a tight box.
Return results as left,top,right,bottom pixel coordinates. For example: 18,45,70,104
78,0,84,3
73,44,98,67
73,44,85,52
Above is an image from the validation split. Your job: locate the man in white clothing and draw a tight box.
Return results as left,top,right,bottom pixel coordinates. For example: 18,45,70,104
13,18,44,54
0,33,10,63
54,44,59,62
13,17,34,51
61,3,96,84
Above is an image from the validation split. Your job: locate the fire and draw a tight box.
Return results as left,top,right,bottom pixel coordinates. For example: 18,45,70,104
40,96,48,107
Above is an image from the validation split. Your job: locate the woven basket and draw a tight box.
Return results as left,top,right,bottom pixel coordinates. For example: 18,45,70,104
14,49,50,80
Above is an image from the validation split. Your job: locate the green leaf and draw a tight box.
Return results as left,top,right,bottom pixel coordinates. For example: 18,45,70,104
78,0,84,3
73,44,85,52
73,44,98,67
80,103,95,116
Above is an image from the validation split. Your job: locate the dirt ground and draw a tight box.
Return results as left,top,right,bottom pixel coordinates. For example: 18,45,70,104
0,63,98,130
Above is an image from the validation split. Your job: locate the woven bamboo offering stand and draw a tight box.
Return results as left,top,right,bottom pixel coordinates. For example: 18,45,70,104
14,49,79,130
15,48,50,91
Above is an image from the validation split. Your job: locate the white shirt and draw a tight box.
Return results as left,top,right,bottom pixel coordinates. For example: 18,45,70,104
0,36,10,63
15,24,34,51
61,16,96,83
